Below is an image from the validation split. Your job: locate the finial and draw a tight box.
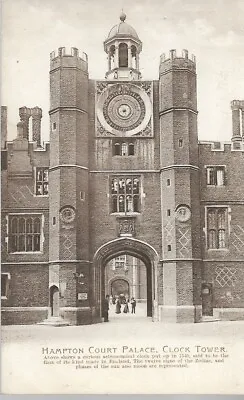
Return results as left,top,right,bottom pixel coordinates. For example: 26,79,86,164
120,11,126,22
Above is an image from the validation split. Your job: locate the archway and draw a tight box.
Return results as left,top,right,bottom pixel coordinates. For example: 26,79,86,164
111,278,129,297
50,285,59,317
93,237,159,322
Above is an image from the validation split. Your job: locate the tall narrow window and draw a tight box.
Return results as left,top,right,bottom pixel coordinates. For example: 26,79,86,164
9,215,42,253
119,43,128,67
1,273,10,298
128,143,134,156
114,143,121,156
207,208,228,249
121,143,128,156
111,176,141,213
36,167,49,195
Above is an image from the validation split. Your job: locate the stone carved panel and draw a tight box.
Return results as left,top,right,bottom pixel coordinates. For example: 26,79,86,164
118,217,135,237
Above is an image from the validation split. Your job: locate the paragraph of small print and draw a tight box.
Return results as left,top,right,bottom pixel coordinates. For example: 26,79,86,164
41,345,230,370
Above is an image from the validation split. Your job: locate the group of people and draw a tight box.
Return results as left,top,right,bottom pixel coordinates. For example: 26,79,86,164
102,294,137,322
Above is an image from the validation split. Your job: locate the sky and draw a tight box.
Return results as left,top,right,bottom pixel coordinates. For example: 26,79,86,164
1,0,244,142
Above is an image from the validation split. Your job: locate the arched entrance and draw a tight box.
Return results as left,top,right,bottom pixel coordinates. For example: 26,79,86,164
93,237,159,321
110,278,130,297
50,285,59,317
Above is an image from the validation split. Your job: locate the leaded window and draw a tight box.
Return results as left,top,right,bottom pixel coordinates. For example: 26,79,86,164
111,176,140,213
9,215,42,252
207,208,228,249
36,167,49,195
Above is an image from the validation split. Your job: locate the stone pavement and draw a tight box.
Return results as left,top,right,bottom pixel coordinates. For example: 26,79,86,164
1,317,244,394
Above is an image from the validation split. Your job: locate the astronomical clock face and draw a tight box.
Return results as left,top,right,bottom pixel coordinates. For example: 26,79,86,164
96,82,153,137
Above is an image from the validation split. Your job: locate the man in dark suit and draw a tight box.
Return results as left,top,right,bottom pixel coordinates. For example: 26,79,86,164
102,295,110,322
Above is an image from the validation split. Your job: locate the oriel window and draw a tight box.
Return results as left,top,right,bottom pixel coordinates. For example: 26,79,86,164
111,176,140,213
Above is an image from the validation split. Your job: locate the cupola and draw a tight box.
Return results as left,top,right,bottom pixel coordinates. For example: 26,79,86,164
104,13,142,80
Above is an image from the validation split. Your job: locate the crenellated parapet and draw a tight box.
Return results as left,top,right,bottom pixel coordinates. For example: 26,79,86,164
159,49,196,75
50,47,88,73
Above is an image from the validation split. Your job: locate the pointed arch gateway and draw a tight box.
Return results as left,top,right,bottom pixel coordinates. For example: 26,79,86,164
93,237,159,321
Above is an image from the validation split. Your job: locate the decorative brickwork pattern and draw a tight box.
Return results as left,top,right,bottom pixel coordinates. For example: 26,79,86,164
215,266,237,287
231,225,244,253
177,227,191,258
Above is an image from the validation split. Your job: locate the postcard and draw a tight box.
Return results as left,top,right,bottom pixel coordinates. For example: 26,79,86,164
1,0,244,394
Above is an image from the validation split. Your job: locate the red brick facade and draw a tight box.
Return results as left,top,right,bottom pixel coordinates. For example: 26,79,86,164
1,17,244,325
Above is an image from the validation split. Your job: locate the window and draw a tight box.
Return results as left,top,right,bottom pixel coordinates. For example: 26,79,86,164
52,122,57,131
35,167,49,195
1,151,7,171
179,139,183,148
111,176,140,213
112,255,127,270
167,209,171,216
113,141,135,156
206,166,225,186
8,215,42,253
207,208,228,249
119,43,128,67
80,191,86,201
1,273,10,298
167,179,171,186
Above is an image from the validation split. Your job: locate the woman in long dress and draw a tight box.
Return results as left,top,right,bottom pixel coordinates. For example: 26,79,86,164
123,299,129,313
115,299,121,314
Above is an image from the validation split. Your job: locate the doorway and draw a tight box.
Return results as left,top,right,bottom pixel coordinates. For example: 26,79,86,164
103,253,152,320
202,283,213,316
93,237,159,323
50,285,59,317
111,279,130,297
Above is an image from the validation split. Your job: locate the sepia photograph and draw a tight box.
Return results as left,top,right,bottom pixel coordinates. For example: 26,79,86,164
1,0,244,394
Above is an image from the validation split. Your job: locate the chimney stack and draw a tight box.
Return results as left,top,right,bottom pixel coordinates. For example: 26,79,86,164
19,106,31,140
1,106,7,149
31,106,42,146
231,100,242,142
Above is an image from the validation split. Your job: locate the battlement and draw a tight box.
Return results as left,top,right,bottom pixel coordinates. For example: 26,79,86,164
50,47,88,73
231,99,244,109
50,47,88,62
159,49,196,74
160,49,196,63
199,140,244,153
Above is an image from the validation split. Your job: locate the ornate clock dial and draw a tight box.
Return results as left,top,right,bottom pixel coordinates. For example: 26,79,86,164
96,83,152,136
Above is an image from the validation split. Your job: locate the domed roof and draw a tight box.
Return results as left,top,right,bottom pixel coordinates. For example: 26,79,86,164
107,13,140,41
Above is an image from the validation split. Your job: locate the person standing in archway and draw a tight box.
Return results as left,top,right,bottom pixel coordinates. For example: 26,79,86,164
102,295,110,322
131,297,136,314
115,298,121,314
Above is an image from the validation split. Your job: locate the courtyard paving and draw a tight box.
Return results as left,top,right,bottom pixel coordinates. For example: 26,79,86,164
1,306,244,395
